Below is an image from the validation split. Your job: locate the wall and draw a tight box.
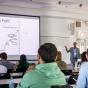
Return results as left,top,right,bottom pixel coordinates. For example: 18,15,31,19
0,6,88,63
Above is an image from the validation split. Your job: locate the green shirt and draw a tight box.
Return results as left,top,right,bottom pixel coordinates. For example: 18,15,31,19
16,60,30,71
17,62,66,88
56,60,67,70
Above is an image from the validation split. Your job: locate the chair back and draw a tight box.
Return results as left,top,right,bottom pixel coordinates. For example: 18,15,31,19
68,75,78,84
51,84,73,88
7,69,13,73
10,72,23,78
61,70,72,75
0,73,10,79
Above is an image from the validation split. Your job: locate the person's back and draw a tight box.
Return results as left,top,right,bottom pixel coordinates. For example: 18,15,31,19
16,60,29,72
17,43,66,88
0,65,7,73
15,54,30,73
56,60,67,70
76,62,88,88
77,49,88,88
0,52,13,69
0,61,13,69
56,51,67,70
18,63,66,88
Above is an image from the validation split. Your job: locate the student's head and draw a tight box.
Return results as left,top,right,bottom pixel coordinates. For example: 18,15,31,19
38,43,57,64
56,51,62,61
1,52,7,60
20,54,27,62
73,42,77,47
81,51,87,63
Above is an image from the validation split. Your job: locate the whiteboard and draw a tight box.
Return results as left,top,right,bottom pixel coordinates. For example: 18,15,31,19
40,36,70,59
0,16,39,55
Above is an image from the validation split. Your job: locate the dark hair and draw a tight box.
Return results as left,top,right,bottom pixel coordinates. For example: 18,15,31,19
38,43,57,63
1,52,7,60
20,54,27,62
81,51,87,63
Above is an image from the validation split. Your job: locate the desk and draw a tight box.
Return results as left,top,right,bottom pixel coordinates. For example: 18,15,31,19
10,73,23,76
71,85,76,88
72,70,79,73
65,75,71,79
0,78,22,85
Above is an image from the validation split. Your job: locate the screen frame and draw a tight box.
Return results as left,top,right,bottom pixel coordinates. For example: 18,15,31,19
0,13,40,60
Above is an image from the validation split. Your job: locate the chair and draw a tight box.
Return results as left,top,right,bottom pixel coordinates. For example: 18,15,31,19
0,84,9,88
51,84,73,88
68,75,78,84
7,69,13,73
10,72,23,78
0,73,10,79
61,70,72,75
67,64,74,70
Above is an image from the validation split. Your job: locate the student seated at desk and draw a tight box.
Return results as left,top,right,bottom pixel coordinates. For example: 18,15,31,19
17,43,66,88
0,52,14,71
76,49,88,88
14,54,30,73
55,51,67,70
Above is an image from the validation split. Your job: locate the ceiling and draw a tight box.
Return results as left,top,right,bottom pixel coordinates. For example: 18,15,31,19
0,0,88,14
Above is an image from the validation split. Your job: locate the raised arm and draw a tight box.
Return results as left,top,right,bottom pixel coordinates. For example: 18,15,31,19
64,46,71,53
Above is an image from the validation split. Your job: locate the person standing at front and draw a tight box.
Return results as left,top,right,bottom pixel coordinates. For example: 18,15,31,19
65,42,80,66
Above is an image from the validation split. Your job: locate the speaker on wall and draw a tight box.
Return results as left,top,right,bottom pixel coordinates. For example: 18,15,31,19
76,21,81,27
70,23,75,35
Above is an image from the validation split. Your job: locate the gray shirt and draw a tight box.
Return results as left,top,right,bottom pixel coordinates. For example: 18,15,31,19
0,61,13,69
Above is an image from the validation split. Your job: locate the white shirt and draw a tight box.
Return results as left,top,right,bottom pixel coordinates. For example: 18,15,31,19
0,65,7,73
76,62,88,88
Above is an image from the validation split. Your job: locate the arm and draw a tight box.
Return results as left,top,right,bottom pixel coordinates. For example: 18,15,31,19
76,65,86,88
17,72,31,88
65,46,71,53
13,61,19,71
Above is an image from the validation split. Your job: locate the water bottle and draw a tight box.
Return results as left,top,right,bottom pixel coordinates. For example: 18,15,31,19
9,76,15,88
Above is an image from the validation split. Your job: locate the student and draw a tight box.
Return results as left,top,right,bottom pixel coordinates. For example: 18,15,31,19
76,49,88,88
14,54,30,73
0,52,13,69
17,43,66,88
56,51,67,70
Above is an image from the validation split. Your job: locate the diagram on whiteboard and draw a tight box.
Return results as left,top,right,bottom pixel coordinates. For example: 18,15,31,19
5,30,19,49
0,17,39,55
0,17,19,54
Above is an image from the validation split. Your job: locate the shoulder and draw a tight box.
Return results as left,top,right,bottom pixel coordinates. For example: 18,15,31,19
0,65,6,68
81,62,88,67
27,69,39,75
24,69,40,79
80,62,88,72
8,61,13,65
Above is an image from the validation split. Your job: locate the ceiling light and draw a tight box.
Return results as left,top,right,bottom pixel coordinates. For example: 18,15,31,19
79,4,82,7
58,1,61,5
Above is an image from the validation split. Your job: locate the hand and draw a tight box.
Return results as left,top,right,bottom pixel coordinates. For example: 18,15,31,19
28,65,35,70
64,46,67,48
15,61,19,66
